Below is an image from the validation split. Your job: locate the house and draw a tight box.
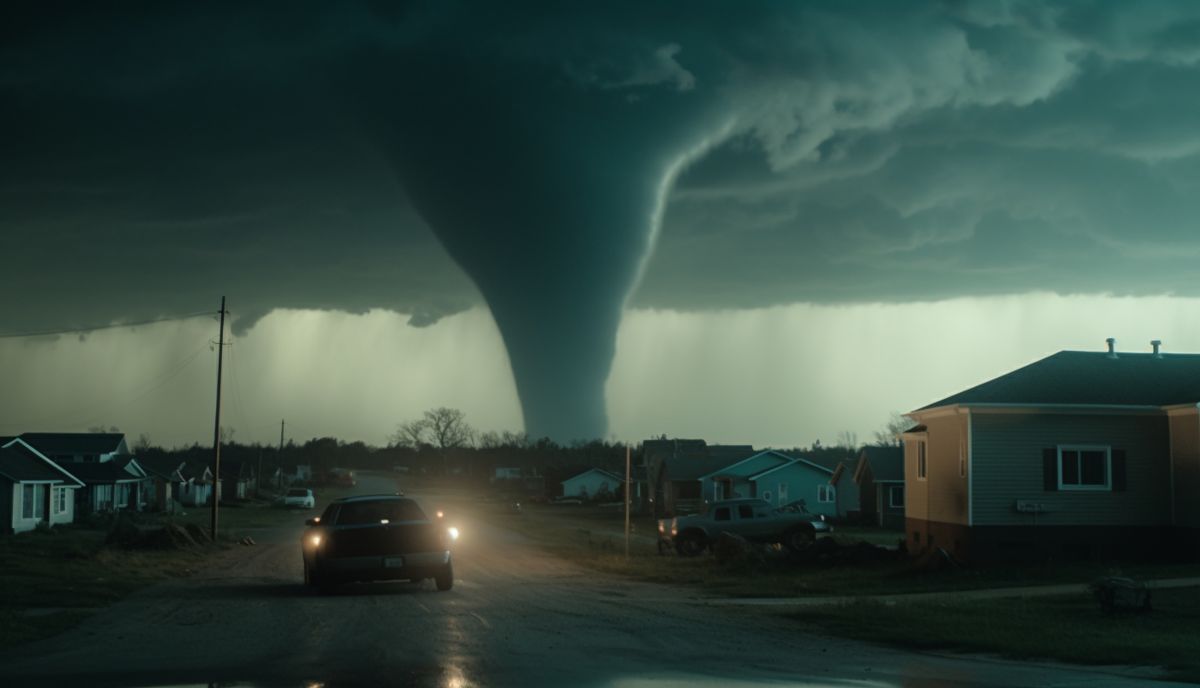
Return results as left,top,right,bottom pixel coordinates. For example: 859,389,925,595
802,454,862,520
220,461,255,501
904,340,1200,563
699,450,793,502
137,455,187,513
561,468,623,500
494,467,522,481
0,438,84,534
853,446,905,529
642,439,756,517
67,455,150,515
17,433,150,516
178,459,216,507
744,453,844,518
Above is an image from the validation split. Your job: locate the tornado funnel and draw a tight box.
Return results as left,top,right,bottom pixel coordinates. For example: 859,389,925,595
381,55,719,441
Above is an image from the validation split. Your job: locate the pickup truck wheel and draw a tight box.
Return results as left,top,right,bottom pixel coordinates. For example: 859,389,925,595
784,527,816,552
675,533,706,557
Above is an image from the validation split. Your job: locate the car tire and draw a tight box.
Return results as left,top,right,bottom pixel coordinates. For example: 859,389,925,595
783,527,816,552
435,562,454,591
675,533,706,557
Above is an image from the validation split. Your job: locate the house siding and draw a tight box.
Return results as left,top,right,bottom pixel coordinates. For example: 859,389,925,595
702,453,790,502
749,462,836,516
971,412,1171,527
1170,410,1200,529
905,413,968,526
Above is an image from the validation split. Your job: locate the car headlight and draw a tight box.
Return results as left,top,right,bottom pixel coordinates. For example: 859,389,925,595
309,534,322,547
447,526,460,541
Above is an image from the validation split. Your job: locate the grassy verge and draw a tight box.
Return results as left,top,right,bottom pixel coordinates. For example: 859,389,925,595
0,526,209,648
796,588,1200,682
0,484,365,649
488,502,1200,598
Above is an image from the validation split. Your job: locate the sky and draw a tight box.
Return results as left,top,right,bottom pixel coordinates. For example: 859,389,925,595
4,2,1200,446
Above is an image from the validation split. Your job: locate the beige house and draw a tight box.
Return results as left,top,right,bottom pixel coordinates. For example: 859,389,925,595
905,340,1199,562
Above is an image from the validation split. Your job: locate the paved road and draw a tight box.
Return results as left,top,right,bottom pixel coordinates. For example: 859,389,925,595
0,474,1189,687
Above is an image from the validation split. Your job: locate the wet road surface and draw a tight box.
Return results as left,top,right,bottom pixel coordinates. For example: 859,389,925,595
0,475,1189,687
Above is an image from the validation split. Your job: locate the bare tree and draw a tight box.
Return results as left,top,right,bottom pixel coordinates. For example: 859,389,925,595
390,419,430,449
871,412,911,447
134,433,153,452
835,430,859,451
423,407,474,452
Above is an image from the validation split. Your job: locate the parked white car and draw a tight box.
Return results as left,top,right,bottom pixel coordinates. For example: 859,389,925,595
281,488,315,509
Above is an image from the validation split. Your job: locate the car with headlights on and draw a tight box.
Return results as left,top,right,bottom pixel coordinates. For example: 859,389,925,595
302,494,458,593
280,487,315,509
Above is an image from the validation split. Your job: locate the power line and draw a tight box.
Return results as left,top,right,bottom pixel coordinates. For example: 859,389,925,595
0,311,215,339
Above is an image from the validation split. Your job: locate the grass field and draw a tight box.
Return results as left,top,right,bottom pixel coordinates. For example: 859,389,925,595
0,484,360,649
0,525,209,648
797,588,1200,682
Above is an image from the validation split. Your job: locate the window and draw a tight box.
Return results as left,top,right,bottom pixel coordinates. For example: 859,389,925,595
889,485,905,508
1058,445,1110,490
777,483,788,505
52,487,68,514
817,484,835,504
916,441,927,480
737,504,754,519
713,507,731,522
21,484,44,519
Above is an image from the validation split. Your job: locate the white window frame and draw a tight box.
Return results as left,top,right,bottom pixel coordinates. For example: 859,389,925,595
21,484,35,519
54,487,68,514
888,485,905,508
916,440,927,480
777,483,788,506
817,484,835,504
1057,445,1112,491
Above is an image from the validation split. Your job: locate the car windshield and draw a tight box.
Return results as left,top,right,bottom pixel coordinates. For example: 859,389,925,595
335,500,426,526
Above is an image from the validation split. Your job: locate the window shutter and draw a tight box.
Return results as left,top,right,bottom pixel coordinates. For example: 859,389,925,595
1112,450,1126,492
1043,448,1058,491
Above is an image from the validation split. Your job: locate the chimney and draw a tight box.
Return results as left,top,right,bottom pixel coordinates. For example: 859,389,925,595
1106,337,1117,359
1152,340,1163,358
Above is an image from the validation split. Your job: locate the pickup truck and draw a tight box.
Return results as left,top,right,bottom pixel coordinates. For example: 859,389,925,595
657,498,832,556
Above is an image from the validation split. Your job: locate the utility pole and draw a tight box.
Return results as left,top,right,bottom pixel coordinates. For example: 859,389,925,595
210,296,228,541
624,444,631,559
278,419,285,491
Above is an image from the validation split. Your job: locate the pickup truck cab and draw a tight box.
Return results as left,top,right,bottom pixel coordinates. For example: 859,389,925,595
658,498,832,556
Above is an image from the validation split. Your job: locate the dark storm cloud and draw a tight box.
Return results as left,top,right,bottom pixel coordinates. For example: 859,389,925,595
5,1,1200,437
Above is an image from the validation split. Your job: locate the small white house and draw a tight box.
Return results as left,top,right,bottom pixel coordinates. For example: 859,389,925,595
0,439,84,534
561,468,623,500
494,467,522,480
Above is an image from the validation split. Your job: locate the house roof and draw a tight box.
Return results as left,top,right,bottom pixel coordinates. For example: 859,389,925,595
63,459,145,484
918,350,1200,411
0,442,84,486
561,468,623,485
702,450,793,480
137,455,185,481
856,446,904,483
748,455,835,481
18,432,126,456
669,453,754,481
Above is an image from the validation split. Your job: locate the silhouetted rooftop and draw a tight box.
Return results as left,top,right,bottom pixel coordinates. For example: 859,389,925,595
919,351,1200,410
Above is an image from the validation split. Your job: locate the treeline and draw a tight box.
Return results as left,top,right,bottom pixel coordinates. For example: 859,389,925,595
137,434,630,495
